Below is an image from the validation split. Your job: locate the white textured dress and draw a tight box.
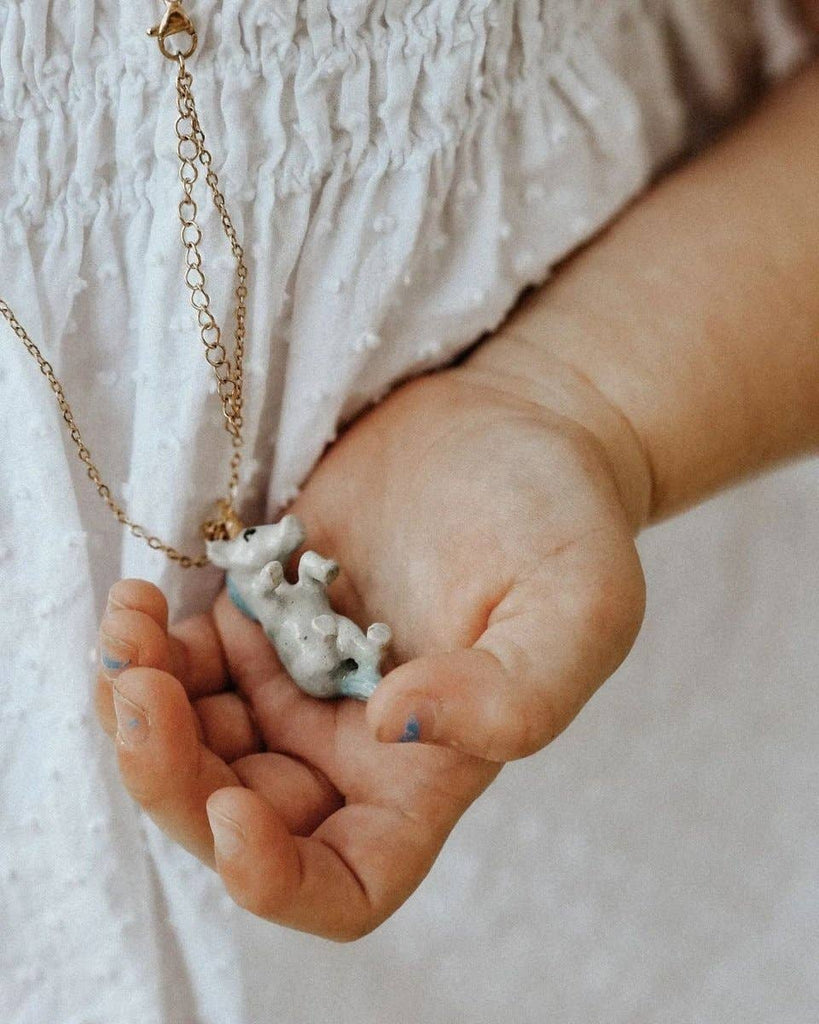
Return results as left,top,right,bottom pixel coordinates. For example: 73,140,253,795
1,2,817,1021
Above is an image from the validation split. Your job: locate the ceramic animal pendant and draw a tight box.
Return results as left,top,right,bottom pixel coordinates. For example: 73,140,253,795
206,515,391,700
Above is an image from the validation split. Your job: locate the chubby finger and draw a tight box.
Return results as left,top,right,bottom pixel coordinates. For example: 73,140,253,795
106,578,169,628
206,789,438,941
230,753,343,835
367,539,645,761
96,607,176,738
366,648,563,761
100,579,230,701
113,667,240,865
193,693,264,763
168,611,230,699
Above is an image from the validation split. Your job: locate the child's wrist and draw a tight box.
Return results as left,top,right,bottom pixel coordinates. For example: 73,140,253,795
455,326,654,533
471,61,819,524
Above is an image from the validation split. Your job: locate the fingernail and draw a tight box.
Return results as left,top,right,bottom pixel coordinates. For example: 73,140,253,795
99,633,137,679
400,715,421,742
112,688,148,745
207,809,244,858
105,592,127,616
380,699,438,744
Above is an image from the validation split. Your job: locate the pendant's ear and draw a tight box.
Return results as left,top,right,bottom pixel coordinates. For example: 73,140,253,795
205,539,232,570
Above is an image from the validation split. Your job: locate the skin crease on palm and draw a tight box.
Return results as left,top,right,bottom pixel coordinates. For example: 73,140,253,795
95,333,649,942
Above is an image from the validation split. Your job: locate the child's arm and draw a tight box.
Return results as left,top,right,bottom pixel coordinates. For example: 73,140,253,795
361,55,819,763
471,55,819,525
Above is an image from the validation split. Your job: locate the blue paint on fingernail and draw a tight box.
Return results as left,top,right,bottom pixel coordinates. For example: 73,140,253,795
102,652,131,671
400,715,420,743
127,717,140,730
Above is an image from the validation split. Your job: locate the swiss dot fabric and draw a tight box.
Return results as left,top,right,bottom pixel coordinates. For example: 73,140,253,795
0,2,815,1021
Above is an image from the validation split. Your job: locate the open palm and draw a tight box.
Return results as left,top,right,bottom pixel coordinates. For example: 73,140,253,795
96,339,647,939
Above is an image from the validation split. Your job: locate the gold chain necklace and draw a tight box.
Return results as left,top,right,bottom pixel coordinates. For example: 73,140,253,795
0,1,247,567
0,1,394,699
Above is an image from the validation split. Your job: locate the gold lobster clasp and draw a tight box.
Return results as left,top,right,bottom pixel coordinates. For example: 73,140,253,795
148,1,198,61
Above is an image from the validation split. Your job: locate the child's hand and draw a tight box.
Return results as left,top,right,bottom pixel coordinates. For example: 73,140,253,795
305,337,649,761
95,335,648,937
96,575,499,940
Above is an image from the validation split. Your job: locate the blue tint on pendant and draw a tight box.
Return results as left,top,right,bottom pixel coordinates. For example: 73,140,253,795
227,575,258,621
338,664,380,701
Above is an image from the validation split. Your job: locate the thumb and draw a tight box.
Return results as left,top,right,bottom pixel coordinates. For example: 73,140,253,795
366,543,644,762
367,648,557,760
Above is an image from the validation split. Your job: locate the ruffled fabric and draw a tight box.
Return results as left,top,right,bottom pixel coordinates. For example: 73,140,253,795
0,2,812,557
0,2,815,1020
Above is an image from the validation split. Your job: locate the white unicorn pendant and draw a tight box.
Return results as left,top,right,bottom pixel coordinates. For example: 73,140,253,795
206,515,391,700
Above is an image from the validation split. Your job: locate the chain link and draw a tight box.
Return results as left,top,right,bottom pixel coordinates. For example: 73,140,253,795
0,298,209,567
175,53,248,505
0,25,249,565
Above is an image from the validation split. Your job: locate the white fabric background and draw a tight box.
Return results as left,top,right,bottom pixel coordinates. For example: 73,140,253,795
0,0,816,1020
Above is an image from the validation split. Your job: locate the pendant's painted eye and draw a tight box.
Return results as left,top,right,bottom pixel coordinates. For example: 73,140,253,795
243,528,256,541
